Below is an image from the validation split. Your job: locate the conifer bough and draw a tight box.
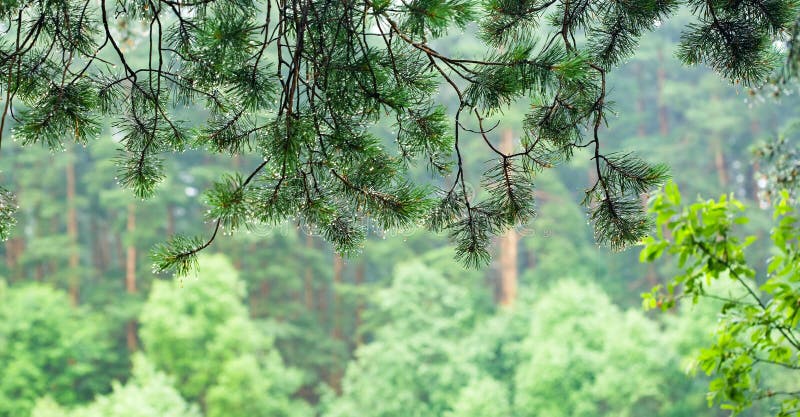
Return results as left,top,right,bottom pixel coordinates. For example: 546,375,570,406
0,0,794,274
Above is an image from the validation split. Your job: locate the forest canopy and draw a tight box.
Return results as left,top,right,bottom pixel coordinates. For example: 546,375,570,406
1,0,797,274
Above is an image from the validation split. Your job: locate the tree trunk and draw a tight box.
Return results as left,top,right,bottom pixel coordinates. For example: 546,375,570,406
332,253,344,340
498,230,518,307
317,270,329,326
166,204,175,237
635,62,646,137
98,223,110,272
646,264,658,287
259,280,270,316
90,213,104,274
329,252,345,394
712,138,728,188
657,48,670,137
750,119,762,200
354,261,365,347
304,234,315,310
497,129,518,307
125,203,138,351
66,150,79,305
4,237,13,273
5,236,23,282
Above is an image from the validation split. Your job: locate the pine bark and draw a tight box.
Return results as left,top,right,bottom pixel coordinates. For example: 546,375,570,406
125,203,138,351
712,138,729,188
304,234,315,310
497,129,518,307
259,280,271,313
657,48,670,136
66,150,79,305
332,253,344,340
329,252,345,394
90,213,104,274
5,236,23,281
166,204,175,237
635,62,646,137
354,261,365,347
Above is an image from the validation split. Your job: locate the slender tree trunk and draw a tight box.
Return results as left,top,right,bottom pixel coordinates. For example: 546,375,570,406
317,270,329,325
99,223,111,275
166,204,175,237
657,48,670,137
260,279,271,316
750,119,762,200
646,264,658,287
90,213,104,274
498,129,518,307
332,253,343,340
5,237,23,281
4,237,13,272
66,150,79,305
304,234,315,310
114,230,124,271
712,139,728,188
125,204,136,294
125,203,138,351
234,254,243,271
354,261,364,347
329,252,345,394
526,246,537,271
635,62,646,137
50,216,59,276
498,231,518,307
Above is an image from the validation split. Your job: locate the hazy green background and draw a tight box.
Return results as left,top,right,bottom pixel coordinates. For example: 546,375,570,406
1,11,797,417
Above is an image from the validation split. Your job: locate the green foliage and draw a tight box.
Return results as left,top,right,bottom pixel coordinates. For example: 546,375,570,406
642,183,800,416
1,9,799,417
444,377,511,417
323,263,712,417
0,283,116,417
206,354,310,417
515,280,689,417
16,84,100,149
138,254,306,416
2,0,785,273
324,262,479,417
678,0,792,84
587,153,671,251
31,354,201,417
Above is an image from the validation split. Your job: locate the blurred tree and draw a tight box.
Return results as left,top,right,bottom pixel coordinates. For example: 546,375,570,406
138,254,308,416
444,377,511,417
0,281,119,417
323,262,481,417
515,279,703,417
205,354,310,417
31,354,201,417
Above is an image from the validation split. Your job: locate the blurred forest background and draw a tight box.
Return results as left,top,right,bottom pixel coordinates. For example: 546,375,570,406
1,10,798,417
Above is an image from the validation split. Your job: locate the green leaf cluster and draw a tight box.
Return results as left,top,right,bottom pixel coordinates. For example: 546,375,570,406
642,182,800,416
0,0,790,272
